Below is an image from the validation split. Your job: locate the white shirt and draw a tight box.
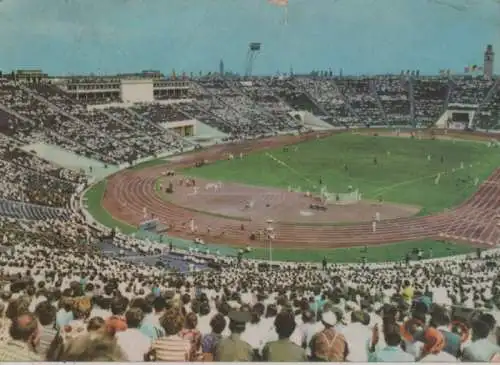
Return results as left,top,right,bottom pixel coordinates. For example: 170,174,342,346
300,322,324,356
419,351,458,362
116,328,151,362
197,314,213,336
242,322,266,350
404,340,424,359
29,295,47,312
142,312,162,329
342,322,372,362
89,307,111,320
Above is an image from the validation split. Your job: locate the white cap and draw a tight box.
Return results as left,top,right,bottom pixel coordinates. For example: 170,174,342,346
321,311,337,326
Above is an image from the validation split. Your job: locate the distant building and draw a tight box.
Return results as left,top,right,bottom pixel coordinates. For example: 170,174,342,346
484,44,494,80
219,59,225,76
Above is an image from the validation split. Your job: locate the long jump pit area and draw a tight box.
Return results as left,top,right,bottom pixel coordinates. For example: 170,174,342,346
101,131,500,251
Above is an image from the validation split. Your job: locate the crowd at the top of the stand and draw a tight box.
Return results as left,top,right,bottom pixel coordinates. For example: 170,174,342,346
0,75,494,209
0,80,182,166
0,74,499,361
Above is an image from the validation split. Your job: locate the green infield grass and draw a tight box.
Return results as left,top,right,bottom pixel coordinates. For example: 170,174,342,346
83,180,474,262
182,133,500,214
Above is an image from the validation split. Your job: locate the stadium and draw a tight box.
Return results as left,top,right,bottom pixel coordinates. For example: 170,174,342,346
1,0,500,362
75,61,500,264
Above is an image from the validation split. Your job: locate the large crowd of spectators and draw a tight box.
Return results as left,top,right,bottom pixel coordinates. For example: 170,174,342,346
1,74,497,155
0,80,182,165
0,133,85,208
0,209,500,362
0,73,498,361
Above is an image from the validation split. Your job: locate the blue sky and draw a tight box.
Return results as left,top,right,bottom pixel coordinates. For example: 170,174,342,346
0,0,499,76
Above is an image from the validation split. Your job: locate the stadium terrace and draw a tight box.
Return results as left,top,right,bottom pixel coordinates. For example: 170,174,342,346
1,53,500,362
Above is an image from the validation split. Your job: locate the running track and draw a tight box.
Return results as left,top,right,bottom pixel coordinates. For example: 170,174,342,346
102,132,500,249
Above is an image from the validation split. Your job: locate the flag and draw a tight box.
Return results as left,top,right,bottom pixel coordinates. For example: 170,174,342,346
465,64,483,73
269,0,288,5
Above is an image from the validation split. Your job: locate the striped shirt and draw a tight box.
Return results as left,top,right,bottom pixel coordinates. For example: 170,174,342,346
0,339,42,362
37,324,58,358
150,335,191,362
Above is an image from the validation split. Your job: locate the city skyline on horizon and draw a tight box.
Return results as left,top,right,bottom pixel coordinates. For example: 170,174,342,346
0,0,499,76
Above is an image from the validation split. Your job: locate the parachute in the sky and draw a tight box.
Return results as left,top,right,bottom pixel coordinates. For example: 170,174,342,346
268,0,289,25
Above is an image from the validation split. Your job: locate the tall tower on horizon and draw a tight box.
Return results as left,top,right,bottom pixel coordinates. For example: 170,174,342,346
219,59,225,76
484,44,494,80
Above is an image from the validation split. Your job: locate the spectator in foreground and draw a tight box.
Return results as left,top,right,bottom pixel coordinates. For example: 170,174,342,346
116,307,151,361
106,296,129,335
56,297,74,330
179,311,202,360
141,295,166,340
148,305,191,362
34,300,58,356
368,323,414,362
60,297,92,343
262,310,307,362
462,319,500,362
0,313,42,361
430,305,461,357
58,332,126,362
86,316,106,334
342,310,372,362
201,313,226,361
310,311,348,362
417,327,458,362
215,310,254,362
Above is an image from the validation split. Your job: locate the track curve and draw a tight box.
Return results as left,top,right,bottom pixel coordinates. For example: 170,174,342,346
101,132,500,249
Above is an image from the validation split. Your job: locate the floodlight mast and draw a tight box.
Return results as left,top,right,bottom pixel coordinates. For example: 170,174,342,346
245,42,261,77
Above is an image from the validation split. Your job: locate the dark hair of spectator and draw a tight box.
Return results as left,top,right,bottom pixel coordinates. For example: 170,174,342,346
479,313,496,332
34,301,57,326
431,306,450,326
274,311,296,339
199,301,211,316
265,304,278,318
218,302,231,316
185,312,198,330
10,313,39,341
210,313,226,334
129,297,151,314
5,296,30,320
125,307,144,328
111,297,129,316
153,296,167,312
181,294,191,305
191,300,201,314
472,320,491,340
160,308,184,336
384,323,403,347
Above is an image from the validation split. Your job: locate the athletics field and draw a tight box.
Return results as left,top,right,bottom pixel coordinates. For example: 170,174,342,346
85,132,500,263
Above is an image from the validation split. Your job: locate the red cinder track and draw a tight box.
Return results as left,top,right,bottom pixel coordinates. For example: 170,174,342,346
102,132,499,249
